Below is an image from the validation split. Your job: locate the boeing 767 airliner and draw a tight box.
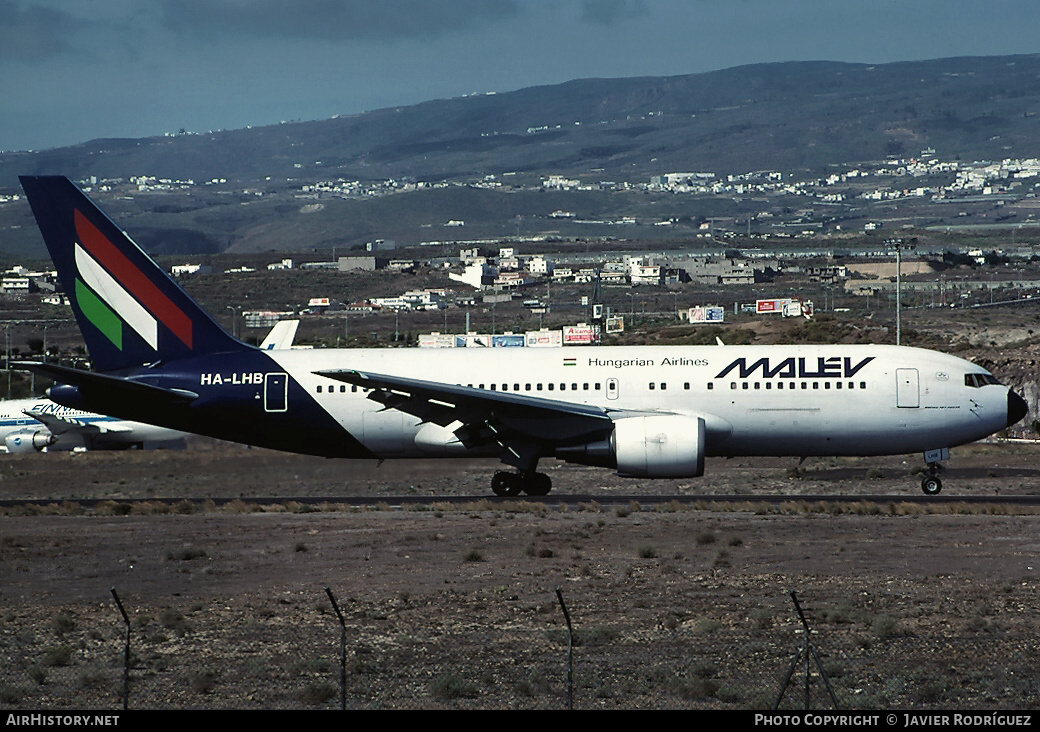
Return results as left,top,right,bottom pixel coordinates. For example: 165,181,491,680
16,176,1028,496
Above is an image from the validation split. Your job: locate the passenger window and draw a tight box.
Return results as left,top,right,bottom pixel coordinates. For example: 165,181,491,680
316,385,322,393
650,383,655,390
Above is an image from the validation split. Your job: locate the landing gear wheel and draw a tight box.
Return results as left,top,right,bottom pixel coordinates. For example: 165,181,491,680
921,476,942,495
491,471,522,497
523,472,552,497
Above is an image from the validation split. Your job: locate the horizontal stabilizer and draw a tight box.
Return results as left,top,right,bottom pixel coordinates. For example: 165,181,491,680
14,361,198,419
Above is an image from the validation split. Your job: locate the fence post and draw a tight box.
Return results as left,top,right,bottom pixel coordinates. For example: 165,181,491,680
325,587,346,711
110,587,130,710
554,587,573,710
772,590,841,710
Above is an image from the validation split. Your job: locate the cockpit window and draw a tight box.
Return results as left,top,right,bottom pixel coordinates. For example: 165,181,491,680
965,373,1002,388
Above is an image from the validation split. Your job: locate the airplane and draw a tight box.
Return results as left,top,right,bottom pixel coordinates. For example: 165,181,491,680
15,175,1029,495
0,396,187,453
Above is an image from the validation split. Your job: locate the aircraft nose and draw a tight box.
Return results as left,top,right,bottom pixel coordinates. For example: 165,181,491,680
1008,389,1028,428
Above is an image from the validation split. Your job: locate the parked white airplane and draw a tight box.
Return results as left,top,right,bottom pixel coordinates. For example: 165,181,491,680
0,397,187,453
16,176,1029,494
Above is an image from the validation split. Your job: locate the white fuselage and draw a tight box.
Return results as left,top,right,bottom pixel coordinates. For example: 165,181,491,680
259,343,1012,459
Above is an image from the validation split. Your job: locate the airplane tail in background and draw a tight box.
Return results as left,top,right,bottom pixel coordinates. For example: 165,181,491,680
19,176,252,373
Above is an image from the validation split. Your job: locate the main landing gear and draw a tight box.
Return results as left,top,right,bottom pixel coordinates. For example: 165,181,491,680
491,470,552,497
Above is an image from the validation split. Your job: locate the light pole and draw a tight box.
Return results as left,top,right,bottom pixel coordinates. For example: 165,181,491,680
5,324,11,400
226,306,238,339
887,238,915,346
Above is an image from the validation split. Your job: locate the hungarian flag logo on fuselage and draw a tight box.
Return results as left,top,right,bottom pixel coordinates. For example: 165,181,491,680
72,209,193,351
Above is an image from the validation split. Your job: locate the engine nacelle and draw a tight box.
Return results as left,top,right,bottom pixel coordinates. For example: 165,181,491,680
612,415,705,478
5,430,56,454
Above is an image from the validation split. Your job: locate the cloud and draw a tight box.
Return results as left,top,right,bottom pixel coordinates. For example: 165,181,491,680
158,0,520,42
580,0,648,26
0,0,77,61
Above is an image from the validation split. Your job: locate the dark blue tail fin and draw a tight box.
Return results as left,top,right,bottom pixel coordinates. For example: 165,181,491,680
20,176,252,372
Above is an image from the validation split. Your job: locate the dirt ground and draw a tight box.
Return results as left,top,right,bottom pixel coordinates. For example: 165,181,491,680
2,441,1040,710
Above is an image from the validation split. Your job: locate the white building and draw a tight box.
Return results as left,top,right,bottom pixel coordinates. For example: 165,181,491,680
526,256,553,275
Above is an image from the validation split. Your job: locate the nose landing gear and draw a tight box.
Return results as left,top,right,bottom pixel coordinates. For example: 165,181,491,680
920,448,949,495
920,462,944,495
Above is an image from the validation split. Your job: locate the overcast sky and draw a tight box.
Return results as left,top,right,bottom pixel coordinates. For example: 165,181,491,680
4,0,1040,152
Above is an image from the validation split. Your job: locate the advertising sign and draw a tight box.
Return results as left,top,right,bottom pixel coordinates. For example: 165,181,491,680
525,330,563,347
688,306,725,323
491,334,525,348
418,334,455,348
563,324,598,345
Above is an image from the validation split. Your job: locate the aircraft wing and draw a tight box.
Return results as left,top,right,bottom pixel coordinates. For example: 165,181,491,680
315,368,617,446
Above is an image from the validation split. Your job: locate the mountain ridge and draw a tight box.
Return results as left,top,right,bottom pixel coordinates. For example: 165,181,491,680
5,54,1040,189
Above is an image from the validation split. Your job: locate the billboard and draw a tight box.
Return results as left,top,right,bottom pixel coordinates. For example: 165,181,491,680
756,298,810,317
525,330,563,347
491,334,525,348
454,335,491,347
687,306,725,323
756,298,792,314
418,333,455,348
563,324,599,345
605,316,624,334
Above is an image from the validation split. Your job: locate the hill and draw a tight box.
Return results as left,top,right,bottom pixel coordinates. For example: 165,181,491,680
5,55,1040,188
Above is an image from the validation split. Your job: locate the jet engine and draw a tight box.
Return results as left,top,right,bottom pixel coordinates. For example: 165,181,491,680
4,429,56,454
612,415,705,478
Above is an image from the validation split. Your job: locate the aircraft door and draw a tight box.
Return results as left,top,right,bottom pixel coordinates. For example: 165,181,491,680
264,372,288,412
896,368,920,408
607,378,619,400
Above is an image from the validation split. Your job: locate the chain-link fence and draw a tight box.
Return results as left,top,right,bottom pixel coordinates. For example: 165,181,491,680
1,594,1037,709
